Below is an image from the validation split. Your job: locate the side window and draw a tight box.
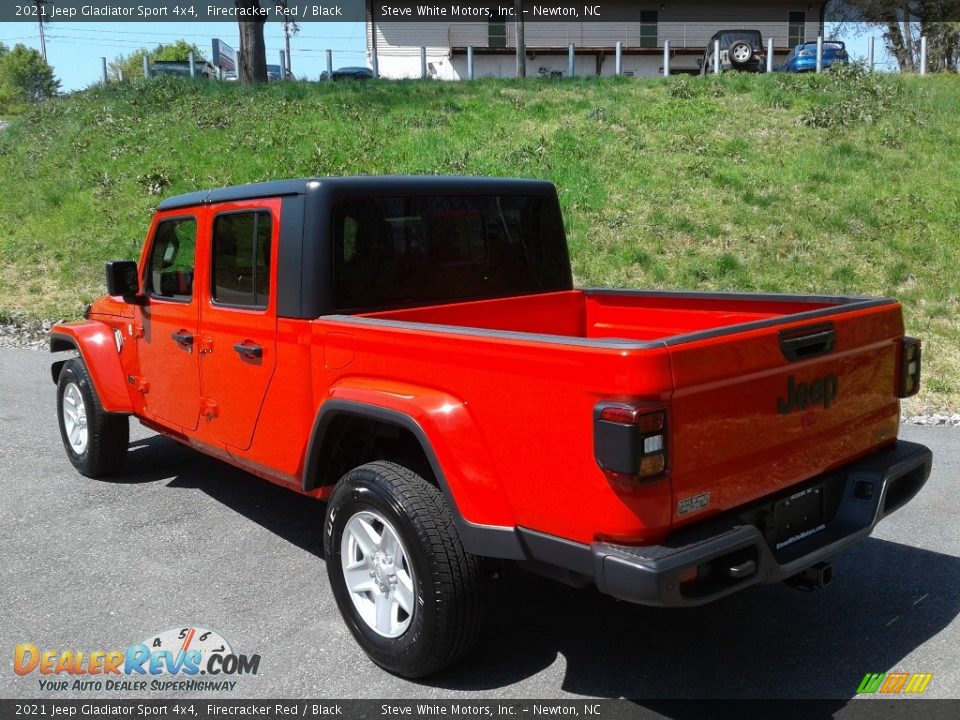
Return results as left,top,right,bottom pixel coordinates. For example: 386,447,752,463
148,217,197,301
211,211,272,308
342,216,358,263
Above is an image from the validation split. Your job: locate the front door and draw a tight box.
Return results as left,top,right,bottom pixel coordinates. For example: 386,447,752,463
136,212,203,431
198,200,279,451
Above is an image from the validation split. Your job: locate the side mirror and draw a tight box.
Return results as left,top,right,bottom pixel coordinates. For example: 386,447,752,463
105,260,145,304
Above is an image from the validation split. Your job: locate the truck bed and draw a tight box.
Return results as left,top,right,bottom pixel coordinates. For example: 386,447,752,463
320,288,903,546
356,288,892,346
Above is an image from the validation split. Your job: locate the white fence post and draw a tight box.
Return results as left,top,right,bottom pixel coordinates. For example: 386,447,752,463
713,39,720,74
189,51,196,78
816,36,824,73
101,57,108,85
467,46,474,79
143,54,150,78
279,51,286,80
615,41,622,76
326,49,333,80
920,35,928,75
568,43,575,78
663,39,670,76
420,46,427,78
868,36,875,72
767,37,774,72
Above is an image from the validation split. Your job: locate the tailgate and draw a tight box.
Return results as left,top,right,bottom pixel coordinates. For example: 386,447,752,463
667,301,903,527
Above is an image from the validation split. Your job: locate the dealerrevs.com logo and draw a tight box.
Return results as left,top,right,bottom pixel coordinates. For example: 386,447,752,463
14,627,260,692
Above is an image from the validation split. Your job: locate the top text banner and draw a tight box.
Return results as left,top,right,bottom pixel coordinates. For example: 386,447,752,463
7,1,954,23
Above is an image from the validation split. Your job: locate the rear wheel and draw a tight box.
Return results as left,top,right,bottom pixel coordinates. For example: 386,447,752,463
56,358,128,478
324,461,482,677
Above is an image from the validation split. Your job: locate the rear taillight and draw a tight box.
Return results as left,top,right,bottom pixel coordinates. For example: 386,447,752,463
594,403,668,485
898,337,922,398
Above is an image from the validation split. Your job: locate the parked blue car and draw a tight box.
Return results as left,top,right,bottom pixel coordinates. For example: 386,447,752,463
778,41,849,72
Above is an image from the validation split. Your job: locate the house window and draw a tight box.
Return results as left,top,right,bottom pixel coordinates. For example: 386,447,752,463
789,11,806,47
489,20,507,49
640,11,658,48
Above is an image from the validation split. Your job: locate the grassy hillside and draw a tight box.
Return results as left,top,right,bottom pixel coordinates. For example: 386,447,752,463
0,70,957,412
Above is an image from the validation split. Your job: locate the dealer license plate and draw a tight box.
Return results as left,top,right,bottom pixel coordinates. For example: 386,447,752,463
770,484,826,552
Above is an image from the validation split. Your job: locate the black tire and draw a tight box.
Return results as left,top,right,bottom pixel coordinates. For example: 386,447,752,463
729,41,754,67
56,357,129,478
324,461,482,678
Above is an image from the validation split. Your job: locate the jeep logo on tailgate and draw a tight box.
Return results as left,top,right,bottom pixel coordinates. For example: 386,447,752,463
777,374,839,415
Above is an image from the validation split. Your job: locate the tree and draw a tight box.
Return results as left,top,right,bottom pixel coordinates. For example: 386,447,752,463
109,40,207,81
0,43,59,102
236,0,268,83
831,0,960,72
921,17,960,70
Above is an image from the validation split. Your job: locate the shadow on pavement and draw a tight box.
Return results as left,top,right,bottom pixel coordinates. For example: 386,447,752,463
120,433,327,556
120,434,959,701
434,539,960,701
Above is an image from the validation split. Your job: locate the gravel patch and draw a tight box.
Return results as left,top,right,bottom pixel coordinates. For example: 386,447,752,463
0,315,58,351
903,413,960,426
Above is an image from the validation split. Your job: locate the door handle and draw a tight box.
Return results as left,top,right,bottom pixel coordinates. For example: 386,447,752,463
233,342,263,359
171,330,194,347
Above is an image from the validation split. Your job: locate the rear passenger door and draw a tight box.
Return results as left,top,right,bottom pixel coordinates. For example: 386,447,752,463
198,200,279,451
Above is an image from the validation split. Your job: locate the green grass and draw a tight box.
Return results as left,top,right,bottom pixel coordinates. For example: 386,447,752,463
1,69,958,412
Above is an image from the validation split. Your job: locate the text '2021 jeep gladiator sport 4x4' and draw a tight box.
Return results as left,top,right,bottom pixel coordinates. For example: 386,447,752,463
50,177,931,677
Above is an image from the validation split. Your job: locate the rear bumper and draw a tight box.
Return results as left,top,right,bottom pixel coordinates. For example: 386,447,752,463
518,440,932,607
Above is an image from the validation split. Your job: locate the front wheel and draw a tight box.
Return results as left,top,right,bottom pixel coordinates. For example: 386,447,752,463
324,461,482,677
56,358,128,478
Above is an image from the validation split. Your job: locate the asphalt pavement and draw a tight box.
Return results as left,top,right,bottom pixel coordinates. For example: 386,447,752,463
1,347,957,702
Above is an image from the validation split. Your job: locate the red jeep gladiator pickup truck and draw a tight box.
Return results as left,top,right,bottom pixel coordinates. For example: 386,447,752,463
50,177,931,677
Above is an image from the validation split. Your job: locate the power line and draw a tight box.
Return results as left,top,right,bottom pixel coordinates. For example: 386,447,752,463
41,26,359,42
37,27,227,39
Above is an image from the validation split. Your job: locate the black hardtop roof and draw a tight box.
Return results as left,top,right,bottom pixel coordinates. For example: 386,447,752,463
712,28,763,35
156,176,557,212
711,29,764,40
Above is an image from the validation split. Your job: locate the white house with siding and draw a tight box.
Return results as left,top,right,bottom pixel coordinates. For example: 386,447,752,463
366,1,827,78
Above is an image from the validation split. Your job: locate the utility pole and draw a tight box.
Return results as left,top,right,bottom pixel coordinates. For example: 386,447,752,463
277,1,297,77
34,0,48,62
514,0,525,78
283,20,296,76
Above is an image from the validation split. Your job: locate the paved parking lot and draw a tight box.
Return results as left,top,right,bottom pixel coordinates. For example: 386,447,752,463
1,346,958,701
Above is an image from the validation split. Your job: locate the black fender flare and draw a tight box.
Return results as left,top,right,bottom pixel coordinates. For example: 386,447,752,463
304,399,525,560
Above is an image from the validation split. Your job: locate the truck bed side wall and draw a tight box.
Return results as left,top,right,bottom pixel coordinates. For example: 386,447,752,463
307,318,676,545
